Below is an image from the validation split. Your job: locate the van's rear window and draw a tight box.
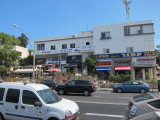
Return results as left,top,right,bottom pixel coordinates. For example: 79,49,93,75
133,94,153,102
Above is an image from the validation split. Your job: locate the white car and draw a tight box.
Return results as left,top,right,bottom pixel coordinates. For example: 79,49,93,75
0,82,80,120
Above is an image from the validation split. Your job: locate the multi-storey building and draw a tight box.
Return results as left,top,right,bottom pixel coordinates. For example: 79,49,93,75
35,20,157,80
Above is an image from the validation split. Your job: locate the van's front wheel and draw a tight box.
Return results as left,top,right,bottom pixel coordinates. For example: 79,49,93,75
0,113,4,120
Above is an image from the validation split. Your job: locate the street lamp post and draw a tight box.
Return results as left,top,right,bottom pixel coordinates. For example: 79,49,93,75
12,24,36,81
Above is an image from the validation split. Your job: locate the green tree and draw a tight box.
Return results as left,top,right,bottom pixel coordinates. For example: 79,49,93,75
17,33,29,48
156,45,160,65
19,50,33,66
0,33,21,77
85,55,98,76
0,32,20,45
0,45,21,77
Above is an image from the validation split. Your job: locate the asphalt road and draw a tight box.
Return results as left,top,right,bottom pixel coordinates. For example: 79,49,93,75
58,90,141,120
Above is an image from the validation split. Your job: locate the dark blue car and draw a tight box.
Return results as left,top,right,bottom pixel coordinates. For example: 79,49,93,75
113,81,149,93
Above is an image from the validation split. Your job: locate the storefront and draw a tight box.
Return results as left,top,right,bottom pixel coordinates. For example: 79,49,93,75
64,55,82,73
96,60,112,80
95,51,157,81
114,60,131,75
132,57,157,80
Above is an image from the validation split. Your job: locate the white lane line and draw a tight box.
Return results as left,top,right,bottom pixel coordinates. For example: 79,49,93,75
118,97,131,99
93,96,102,98
75,101,127,105
85,113,124,118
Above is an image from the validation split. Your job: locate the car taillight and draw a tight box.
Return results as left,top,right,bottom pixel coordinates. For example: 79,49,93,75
54,82,58,85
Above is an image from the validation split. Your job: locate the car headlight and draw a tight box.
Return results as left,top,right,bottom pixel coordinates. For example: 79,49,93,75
130,105,138,116
65,110,73,119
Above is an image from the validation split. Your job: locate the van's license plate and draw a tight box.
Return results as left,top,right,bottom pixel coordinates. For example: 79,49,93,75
76,115,80,120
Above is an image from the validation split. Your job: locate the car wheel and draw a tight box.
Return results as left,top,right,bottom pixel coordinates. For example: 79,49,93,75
0,113,4,120
83,90,90,96
117,88,122,93
58,89,64,95
140,89,146,93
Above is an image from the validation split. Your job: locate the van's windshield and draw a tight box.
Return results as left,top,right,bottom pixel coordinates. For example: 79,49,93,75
37,89,62,104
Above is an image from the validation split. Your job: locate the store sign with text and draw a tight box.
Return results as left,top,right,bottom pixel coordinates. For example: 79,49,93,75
95,51,156,60
132,57,156,65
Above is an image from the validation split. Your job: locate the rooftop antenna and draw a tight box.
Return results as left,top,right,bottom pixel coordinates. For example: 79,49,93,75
123,0,132,22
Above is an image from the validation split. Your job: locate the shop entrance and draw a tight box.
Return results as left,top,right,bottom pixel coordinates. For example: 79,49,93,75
97,71,110,80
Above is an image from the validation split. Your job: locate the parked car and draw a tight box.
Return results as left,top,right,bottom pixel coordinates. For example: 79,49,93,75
123,93,160,120
0,82,80,120
41,79,60,89
113,81,149,93
130,111,160,120
55,80,95,96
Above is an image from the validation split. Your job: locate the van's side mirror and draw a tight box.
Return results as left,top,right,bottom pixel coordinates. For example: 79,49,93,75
34,101,42,107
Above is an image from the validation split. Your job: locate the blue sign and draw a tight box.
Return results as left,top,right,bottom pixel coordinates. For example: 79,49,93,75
95,51,156,60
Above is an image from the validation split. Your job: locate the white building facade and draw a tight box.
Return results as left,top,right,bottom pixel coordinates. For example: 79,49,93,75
35,20,157,80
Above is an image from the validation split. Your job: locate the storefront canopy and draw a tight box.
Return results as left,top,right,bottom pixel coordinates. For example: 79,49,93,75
13,69,38,73
96,67,111,71
115,66,131,70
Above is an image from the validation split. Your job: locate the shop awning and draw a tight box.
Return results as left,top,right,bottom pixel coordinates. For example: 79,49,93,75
115,66,131,70
13,69,38,73
96,67,111,71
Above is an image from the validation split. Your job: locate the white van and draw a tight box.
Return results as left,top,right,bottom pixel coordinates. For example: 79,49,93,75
0,82,80,120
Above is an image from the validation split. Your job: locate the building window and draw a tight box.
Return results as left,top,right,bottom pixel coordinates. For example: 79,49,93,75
70,43,75,48
101,32,111,39
37,44,45,51
124,24,154,36
103,48,110,53
86,42,90,45
51,45,56,50
62,44,67,49
126,47,133,53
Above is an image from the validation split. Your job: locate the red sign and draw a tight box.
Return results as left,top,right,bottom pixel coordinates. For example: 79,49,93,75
97,62,111,66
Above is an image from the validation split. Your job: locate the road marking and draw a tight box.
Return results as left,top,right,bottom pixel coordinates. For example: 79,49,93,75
85,113,124,118
75,101,127,105
118,97,131,99
93,96,102,98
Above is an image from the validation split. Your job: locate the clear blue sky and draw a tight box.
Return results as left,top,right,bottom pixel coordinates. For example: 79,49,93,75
0,0,159,49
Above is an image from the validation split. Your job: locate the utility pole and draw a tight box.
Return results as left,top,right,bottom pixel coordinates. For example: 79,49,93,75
12,24,36,81
123,0,132,22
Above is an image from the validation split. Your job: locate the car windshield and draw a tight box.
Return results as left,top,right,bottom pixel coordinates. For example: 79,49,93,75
37,89,62,104
133,94,153,102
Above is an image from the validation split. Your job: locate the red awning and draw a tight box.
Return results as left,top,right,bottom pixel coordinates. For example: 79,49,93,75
115,66,131,70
